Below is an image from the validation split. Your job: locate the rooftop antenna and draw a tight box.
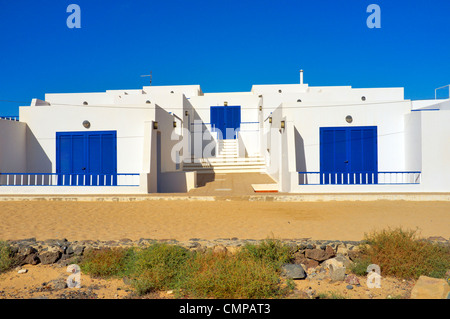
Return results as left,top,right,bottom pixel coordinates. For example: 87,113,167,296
141,71,152,86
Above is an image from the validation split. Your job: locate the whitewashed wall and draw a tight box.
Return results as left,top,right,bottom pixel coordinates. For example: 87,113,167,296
0,119,27,173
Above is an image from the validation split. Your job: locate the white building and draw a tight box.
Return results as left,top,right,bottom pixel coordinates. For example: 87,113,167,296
0,74,449,194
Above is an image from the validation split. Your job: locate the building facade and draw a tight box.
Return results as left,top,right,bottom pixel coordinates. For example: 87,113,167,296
0,77,449,194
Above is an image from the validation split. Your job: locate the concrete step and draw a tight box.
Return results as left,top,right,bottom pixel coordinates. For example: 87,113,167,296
184,157,265,165
183,156,266,174
183,166,267,174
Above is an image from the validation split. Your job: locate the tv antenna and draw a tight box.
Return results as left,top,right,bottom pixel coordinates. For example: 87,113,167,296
141,71,152,86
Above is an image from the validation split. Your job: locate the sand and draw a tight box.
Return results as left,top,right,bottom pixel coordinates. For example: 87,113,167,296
0,200,448,242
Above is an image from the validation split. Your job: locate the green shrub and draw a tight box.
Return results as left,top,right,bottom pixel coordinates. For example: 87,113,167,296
352,227,450,280
0,241,15,273
80,247,136,278
240,238,294,270
80,241,294,299
181,250,285,299
131,243,191,295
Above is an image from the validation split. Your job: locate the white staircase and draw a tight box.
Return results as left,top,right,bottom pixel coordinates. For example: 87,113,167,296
183,139,266,174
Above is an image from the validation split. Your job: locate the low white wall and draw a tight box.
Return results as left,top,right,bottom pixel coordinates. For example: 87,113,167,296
0,185,146,195
0,120,27,173
158,171,196,193
419,110,450,192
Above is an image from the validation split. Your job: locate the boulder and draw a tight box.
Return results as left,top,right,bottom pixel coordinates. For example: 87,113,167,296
293,252,319,269
38,251,62,265
304,246,335,262
410,276,450,299
281,264,307,280
16,246,40,266
322,255,352,269
329,264,346,282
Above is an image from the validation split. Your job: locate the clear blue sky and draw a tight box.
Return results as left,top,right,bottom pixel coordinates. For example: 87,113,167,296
1,0,449,115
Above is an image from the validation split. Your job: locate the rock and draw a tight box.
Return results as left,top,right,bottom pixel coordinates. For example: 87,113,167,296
18,269,28,274
38,251,62,265
323,255,352,270
16,247,40,266
410,276,450,299
346,285,353,290
281,264,307,280
336,244,348,256
305,249,328,262
329,264,346,282
324,246,335,258
345,274,360,285
73,245,85,256
304,246,335,262
49,277,68,290
293,253,319,269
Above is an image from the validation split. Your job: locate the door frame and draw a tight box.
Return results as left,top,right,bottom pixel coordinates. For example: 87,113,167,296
56,130,118,185
319,126,378,184
210,105,241,139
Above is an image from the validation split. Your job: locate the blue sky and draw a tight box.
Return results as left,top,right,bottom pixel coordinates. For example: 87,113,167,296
1,0,449,115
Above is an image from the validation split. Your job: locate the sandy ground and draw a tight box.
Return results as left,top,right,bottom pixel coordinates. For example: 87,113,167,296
0,198,446,299
0,263,414,300
0,200,448,242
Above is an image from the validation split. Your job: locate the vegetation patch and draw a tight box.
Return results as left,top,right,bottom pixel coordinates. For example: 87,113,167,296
0,241,16,273
350,227,450,280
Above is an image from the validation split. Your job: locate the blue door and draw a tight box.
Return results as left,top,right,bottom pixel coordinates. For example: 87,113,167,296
56,131,117,186
320,126,378,184
210,105,241,139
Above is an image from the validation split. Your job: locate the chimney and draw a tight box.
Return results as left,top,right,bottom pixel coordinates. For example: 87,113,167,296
300,69,304,85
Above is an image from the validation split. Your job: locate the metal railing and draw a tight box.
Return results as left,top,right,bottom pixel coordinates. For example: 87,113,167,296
0,116,19,121
0,173,140,186
435,84,450,100
298,171,421,185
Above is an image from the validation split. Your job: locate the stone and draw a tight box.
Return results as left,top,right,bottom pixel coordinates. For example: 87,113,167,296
293,252,319,269
346,285,353,290
336,245,348,256
410,276,450,299
305,249,328,262
345,274,360,285
281,264,307,280
323,255,352,269
329,265,346,282
18,269,28,274
49,278,68,290
16,246,40,266
304,246,334,262
38,251,62,265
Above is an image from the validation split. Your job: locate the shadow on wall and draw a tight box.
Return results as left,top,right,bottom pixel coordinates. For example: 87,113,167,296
26,126,52,173
294,127,308,185
195,173,215,188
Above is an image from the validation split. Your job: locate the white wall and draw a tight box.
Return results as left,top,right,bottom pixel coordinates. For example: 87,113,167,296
19,103,156,175
420,109,450,191
0,119,27,173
